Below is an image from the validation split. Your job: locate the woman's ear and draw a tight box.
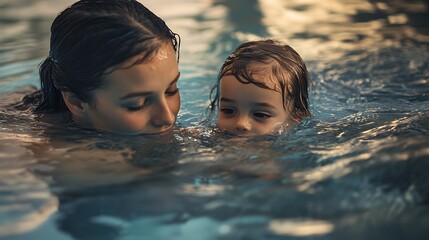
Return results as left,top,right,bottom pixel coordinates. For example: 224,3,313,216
61,91,87,118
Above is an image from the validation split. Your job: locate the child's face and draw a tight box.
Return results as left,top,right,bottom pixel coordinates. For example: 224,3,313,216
217,74,293,136
81,43,180,135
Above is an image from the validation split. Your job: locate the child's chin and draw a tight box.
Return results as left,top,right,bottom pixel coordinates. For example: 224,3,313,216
223,131,266,138
217,127,281,138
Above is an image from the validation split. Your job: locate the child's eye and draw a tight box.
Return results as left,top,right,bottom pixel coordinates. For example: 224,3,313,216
220,108,235,115
165,88,179,96
253,112,271,119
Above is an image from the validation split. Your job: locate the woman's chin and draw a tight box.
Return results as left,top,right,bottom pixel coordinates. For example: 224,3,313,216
140,127,175,137
90,125,175,137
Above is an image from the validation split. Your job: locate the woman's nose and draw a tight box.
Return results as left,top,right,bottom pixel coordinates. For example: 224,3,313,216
151,99,175,128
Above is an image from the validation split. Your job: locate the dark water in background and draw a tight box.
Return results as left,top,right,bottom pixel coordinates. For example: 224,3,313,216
1,0,429,239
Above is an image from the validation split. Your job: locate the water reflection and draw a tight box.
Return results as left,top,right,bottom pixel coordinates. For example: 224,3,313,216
0,168,58,237
258,0,429,61
268,219,334,237
0,0,75,62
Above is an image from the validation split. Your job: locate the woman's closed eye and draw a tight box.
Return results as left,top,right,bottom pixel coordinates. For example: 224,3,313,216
126,99,151,112
165,87,179,96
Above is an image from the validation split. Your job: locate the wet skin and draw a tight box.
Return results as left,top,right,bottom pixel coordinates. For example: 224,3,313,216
217,75,294,136
81,43,180,135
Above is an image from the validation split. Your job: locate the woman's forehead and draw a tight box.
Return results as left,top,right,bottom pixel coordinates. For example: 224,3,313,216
104,42,172,74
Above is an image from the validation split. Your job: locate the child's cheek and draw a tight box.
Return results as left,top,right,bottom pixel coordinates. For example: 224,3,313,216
217,116,231,131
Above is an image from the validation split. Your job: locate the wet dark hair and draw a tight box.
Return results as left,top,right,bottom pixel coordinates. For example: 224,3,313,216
28,0,180,113
209,39,310,121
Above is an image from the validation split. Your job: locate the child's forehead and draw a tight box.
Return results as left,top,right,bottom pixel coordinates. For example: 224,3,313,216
246,62,273,73
234,62,285,91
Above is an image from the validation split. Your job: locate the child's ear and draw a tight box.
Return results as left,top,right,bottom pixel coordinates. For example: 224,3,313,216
61,91,88,118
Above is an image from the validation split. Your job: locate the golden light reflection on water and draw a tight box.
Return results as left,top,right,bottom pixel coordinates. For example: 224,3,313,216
256,0,429,61
144,0,229,55
0,132,45,144
142,0,429,67
258,0,381,61
0,0,74,19
268,219,334,236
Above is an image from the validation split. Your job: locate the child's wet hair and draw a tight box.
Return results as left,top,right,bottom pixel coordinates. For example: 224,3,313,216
32,0,180,113
209,39,310,121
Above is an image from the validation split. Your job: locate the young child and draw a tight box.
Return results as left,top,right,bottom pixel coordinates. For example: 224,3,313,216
209,39,310,136
21,0,181,135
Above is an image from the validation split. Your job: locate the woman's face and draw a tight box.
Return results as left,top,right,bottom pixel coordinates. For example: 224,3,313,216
82,43,181,135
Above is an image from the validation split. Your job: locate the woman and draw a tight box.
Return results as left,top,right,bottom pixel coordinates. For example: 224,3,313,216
24,0,181,135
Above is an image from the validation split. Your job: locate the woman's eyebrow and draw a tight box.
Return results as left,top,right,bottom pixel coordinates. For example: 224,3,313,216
119,72,180,100
169,72,180,87
120,91,151,100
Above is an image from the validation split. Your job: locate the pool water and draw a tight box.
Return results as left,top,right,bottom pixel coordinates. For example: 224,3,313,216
1,0,429,239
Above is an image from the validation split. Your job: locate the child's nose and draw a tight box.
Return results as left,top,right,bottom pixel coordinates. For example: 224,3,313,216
235,115,251,131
